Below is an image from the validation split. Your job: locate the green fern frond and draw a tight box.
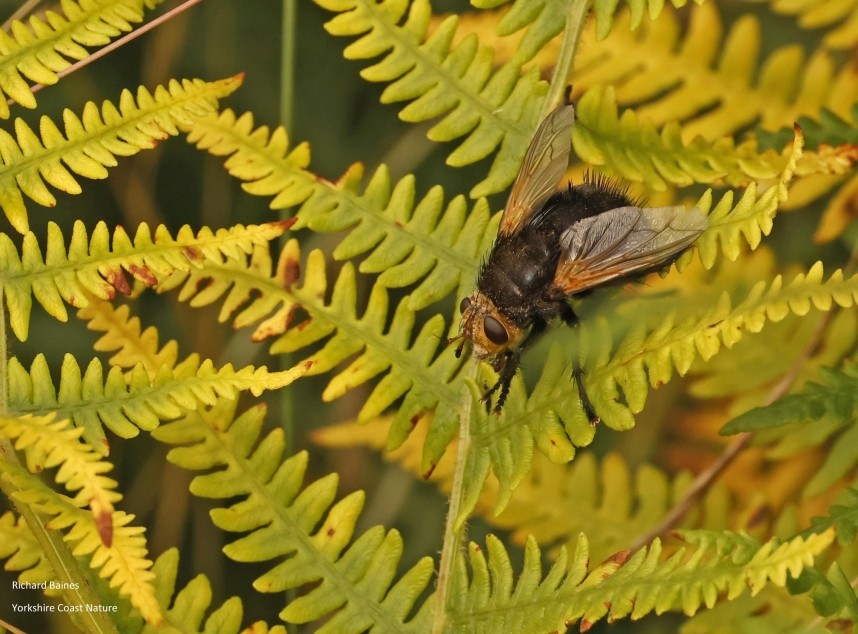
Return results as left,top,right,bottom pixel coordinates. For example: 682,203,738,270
152,398,435,632
571,3,858,141
144,548,285,634
0,218,288,341
759,104,858,151
449,529,834,632
0,75,241,233
184,109,493,310
572,84,791,190
722,360,858,436
157,237,468,471
466,0,580,65
795,563,858,623
765,0,858,50
314,0,547,197
1,458,163,624
6,352,309,451
0,0,166,117
805,487,858,544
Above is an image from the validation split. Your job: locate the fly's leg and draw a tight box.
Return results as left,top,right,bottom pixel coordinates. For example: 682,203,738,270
482,318,548,414
560,304,600,425
572,366,600,426
481,349,520,414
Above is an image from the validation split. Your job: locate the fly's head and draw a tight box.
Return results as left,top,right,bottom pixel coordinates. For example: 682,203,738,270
453,292,522,360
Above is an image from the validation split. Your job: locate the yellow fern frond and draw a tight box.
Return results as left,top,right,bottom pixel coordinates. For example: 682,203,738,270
0,0,166,117
765,0,858,49
1,458,163,625
0,219,288,341
77,299,180,376
572,3,858,141
0,75,241,233
0,413,119,532
572,85,789,190
6,352,310,450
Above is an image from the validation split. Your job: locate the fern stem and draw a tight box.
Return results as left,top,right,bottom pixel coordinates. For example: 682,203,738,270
432,367,479,634
542,0,591,117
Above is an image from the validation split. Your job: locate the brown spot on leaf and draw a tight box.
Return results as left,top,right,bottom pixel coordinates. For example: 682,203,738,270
282,257,300,291
275,217,298,231
327,527,335,537
422,462,438,480
105,268,131,295
95,508,113,548
183,245,203,263
579,619,594,632
409,410,425,428
128,263,157,286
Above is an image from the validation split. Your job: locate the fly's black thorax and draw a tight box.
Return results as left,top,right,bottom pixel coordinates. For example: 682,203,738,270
476,180,636,328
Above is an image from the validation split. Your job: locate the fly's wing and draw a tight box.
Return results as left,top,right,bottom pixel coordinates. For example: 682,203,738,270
499,104,576,237
553,205,708,294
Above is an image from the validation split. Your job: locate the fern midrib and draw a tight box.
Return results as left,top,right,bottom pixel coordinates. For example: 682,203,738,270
359,0,526,141
194,411,410,632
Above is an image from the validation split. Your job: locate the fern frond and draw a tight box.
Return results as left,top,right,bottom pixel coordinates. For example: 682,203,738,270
0,218,288,341
0,458,163,624
77,298,180,374
571,3,858,141
805,487,858,544
0,413,119,536
157,237,467,471
0,0,166,117
511,261,858,465
6,352,310,450
572,84,791,190
765,0,858,50
449,529,834,632
722,361,858,436
144,548,286,634
152,398,435,632
695,125,802,268
314,0,547,197
185,109,493,309
0,511,54,585
0,75,241,233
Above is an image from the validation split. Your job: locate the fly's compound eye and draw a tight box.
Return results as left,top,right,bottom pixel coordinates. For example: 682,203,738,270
483,316,508,345
459,297,472,314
